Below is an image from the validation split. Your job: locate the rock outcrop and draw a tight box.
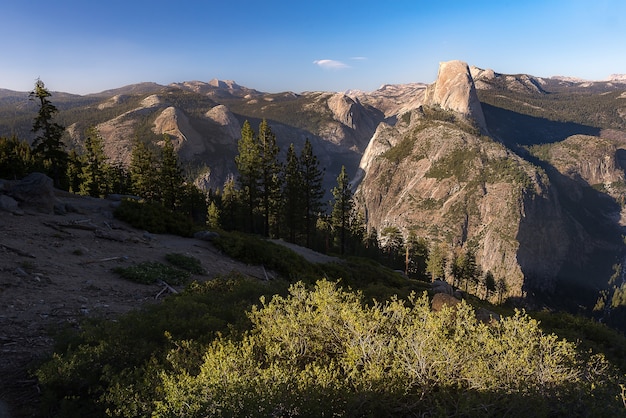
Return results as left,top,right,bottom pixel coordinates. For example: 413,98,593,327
204,105,241,143
152,106,211,159
355,117,537,298
354,61,625,302
424,60,488,133
6,172,59,214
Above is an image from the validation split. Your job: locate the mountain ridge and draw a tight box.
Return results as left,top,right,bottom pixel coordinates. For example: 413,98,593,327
1,61,625,312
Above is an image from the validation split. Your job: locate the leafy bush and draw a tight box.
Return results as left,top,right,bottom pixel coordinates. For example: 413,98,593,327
165,253,205,275
210,231,424,295
113,198,197,237
35,277,625,417
154,280,624,417
35,275,289,417
113,261,190,285
212,231,316,279
532,310,626,372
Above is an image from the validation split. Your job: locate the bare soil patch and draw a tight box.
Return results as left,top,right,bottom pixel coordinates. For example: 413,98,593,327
0,193,269,417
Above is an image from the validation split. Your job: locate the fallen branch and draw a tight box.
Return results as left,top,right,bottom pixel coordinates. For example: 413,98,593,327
94,229,126,242
155,279,178,299
56,222,97,231
42,222,74,236
80,256,128,265
0,243,35,258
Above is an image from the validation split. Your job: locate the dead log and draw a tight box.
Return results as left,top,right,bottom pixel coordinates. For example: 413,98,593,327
0,243,35,258
93,229,126,242
79,256,128,265
42,222,74,236
155,279,178,299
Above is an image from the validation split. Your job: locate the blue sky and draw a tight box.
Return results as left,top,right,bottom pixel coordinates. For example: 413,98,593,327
2,0,625,94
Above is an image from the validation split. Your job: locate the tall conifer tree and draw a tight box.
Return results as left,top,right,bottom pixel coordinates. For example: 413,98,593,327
80,126,110,197
235,120,261,233
129,139,158,200
257,119,281,237
300,139,325,247
30,79,68,188
283,143,304,243
158,136,185,210
331,165,354,255
221,175,240,231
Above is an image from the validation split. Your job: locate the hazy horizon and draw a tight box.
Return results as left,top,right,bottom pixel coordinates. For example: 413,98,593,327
2,0,625,95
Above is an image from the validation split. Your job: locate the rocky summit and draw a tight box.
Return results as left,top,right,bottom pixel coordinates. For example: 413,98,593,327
354,60,626,305
424,60,488,133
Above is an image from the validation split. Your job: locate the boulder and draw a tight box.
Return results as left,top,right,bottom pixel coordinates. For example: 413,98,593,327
475,307,501,325
0,194,22,215
432,279,454,295
194,230,220,241
7,172,59,214
431,293,461,312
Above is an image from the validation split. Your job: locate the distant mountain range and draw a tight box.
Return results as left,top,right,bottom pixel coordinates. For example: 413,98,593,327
1,62,626,317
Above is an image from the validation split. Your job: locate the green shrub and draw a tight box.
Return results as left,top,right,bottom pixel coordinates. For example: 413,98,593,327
165,253,205,275
35,277,625,417
154,280,624,417
212,231,315,280
113,199,197,237
35,275,289,417
113,261,190,285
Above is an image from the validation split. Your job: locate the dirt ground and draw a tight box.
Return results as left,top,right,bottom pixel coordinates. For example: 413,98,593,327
0,193,276,417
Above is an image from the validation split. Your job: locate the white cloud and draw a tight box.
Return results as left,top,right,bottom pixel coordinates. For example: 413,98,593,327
313,59,350,69
350,56,367,61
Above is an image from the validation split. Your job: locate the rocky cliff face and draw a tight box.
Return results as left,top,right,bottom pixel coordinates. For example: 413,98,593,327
355,115,540,297
355,61,626,303
424,60,488,133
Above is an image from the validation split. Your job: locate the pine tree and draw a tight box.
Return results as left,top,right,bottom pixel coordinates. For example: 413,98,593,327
158,136,185,210
206,201,221,229
283,143,304,243
221,175,241,231
482,271,497,300
181,183,207,224
66,149,84,194
257,120,282,237
426,242,446,281
457,248,479,292
108,162,131,195
349,210,367,256
496,277,508,304
235,121,262,233
80,126,111,197
331,165,354,255
300,139,325,247
30,79,68,189
406,231,429,278
129,139,158,200
0,136,33,179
